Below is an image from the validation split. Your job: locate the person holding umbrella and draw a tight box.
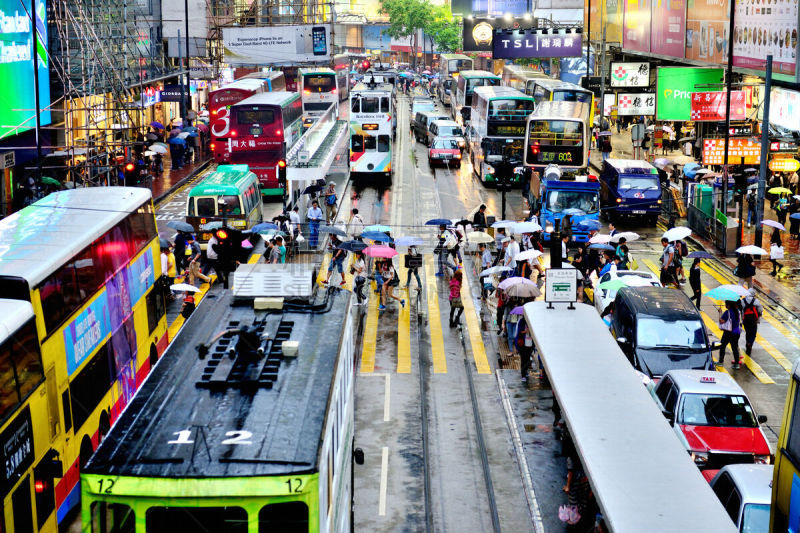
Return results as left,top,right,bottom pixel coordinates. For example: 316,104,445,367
718,300,742,369
352,251,367,305
688,257,702,308
448,270,464,327
741,289,763,356
323,235,347,286
770,228,784,275
404,246,422,290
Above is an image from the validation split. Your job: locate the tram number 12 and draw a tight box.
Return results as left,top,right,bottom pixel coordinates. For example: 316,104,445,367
97,478,116,494
286,478,304,493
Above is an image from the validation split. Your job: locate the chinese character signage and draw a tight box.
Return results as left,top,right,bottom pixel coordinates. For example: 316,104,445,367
492,29,583,59
610,62,651,87
732,0,798,80
0,406,33,496
617,93,656,115
656,67,724,120
229,138,282,150
690,91,746,121
703,138,762,165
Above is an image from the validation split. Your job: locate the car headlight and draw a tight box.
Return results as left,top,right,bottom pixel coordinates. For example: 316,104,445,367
755,455,771,464
486,165,495,174
455,153,461,159
690,451,709,465
458,140,465,147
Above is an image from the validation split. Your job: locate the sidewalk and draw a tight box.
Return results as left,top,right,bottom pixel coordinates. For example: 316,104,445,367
149,152,213,204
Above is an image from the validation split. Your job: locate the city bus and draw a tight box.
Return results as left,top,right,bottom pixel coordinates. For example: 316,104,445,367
529,78,595,125
501,64,551,96
227,91,304,198
208,78,269,163
771,360,800,531
438,53,473,107
0,187,167,531
522,301,738,533
452,70,501,125
349,80,395,182
239,70,287,91
299,67,339,119
524,100,590,172
186,165,263,248
467,86,534,185
82,281,356,533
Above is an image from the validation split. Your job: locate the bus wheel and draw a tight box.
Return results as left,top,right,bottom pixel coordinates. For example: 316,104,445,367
79,436,94,468
98,410,110,443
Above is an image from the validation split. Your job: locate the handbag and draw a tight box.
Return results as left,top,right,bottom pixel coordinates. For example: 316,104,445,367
630,255,639,270
558,504,581,525
450,296,463,308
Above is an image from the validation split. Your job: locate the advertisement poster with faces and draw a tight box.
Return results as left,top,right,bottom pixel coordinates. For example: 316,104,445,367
732,0,798,77
685,0,731,64
623,0,652,52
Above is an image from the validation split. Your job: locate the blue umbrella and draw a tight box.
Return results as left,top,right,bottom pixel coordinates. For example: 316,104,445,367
575,219,602,231
588,243,615,251
150,121,164,129
705,287,740,301
251,222,279,233
187,131,199,137
395,236,424,247
167,136,186,144
364,224,391,233
426,218,452,226
182,126,198,132
562,208,586,216
338,240,368,252
361,231,392,243
683,162,702,179
687,251,714,259
791,213,800,220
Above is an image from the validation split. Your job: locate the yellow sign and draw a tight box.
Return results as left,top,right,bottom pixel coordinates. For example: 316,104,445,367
769,158,800,173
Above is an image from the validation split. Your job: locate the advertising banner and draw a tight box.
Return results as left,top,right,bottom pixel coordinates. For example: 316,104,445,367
651,0,686,58
617,93,656,115
656,67,724,120
223,25,331,65
161,85,189,102
462,16,535,52
586,0,624,44
703,137,761,165
769,87,800,131
492,29,583,58
610,62,650,87
732,0,798,79
604,93,617,115
472,0,530,16
690,91,746,121
685,0,730,64
623,0,652,52
0,0,51,140
363,25,391,50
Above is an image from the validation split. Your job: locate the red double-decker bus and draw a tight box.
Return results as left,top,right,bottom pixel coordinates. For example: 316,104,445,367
208,78,269,163
227,91,304,198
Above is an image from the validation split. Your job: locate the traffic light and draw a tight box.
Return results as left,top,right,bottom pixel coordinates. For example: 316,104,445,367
277,160,287,186
362,60,370,70
123,161,138,184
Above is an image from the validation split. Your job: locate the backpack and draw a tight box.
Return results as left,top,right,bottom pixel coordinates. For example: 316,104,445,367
444,231,457,249
742,300,759,326
326,193,337,206
679,240,688,257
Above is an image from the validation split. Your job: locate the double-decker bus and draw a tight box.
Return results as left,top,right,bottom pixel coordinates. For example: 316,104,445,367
0,187,167,531
438,53,473,107
299,67,339,119
349,79,395,182
333,53,367,100
228,91,304,198
468,86,534,185
239,70,287,91
501,64,551,96
453,70,501,125
524,101,590,172
529,78,595,125
208,78,269,163
772,361,800,531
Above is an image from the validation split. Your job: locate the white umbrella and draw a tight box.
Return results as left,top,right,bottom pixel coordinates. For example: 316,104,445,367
736,245,768,255
794,195,800,200
177,132,191,139
512,221,543,234
761,220,786,231
149,144,167,154
480,265,513,277
694,168,713,175
718,284,752,297
143,150,155,157
662,226,692,241
612,231,640,242
467,231,494,244
515,249,543,262
170,283,200,293
498,276,536,290
589,234,613,244
491,220,516,229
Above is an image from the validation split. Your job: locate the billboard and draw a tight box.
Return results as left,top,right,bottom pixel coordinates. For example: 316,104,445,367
363,25,391,51
462,16,535,52
623,0,651,52
223,25,331,65
651,0,686,58
492,29,583,58
617,93,656,115
656,67,724,120
0,0,51,140
472,0,529,16
610,62,650,87
769,87,800,131
732,0,798,80
690,91,745,121
685,0,730,64
585,0,624,44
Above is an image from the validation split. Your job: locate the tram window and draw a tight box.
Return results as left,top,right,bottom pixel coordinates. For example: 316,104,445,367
351,98,360,113
351,135,364,152
381,97,390,112
146,507,247,533
361,97,379,113
785,382,800,462
0,319,44,422
258,501,308,533
196,197,216,217
378,135,390,152
91,503,135,533
364,136,377,151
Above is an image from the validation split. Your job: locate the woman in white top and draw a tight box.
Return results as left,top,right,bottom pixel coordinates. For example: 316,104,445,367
352,252,367,305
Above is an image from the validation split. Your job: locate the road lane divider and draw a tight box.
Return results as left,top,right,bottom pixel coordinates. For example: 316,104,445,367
460,267,491,374
396,261,411,373
360,281,380,373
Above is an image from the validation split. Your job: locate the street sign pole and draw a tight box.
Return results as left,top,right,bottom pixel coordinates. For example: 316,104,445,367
754,56,773,250
720,1,737,254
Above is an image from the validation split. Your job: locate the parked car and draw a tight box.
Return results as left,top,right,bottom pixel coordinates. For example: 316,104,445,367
427,119,465,150
594,270,662,315
412,111,449,144
652,370,771,470
707,464,772,533
428,137,462,168
610,286,715,378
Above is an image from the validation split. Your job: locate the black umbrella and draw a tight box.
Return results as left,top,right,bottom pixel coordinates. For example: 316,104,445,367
319,225,347,237
302,184,323,195
166,220,194,233
159,237,171,248
338,240,368,252
453,219,472,227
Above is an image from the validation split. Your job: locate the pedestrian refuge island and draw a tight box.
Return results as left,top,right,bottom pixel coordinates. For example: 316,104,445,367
522,301,738,533
286,103,348,182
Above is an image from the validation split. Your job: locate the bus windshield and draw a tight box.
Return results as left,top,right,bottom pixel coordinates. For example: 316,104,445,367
483,139,524,161
553,90,593,104
545,190,598,214
306,75,336,92
678,394,759,428
236,109,275,125
489,99,533,120
529,120,583,146
448,59,472,73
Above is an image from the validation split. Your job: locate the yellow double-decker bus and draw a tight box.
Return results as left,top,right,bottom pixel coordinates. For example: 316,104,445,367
0,186,167,532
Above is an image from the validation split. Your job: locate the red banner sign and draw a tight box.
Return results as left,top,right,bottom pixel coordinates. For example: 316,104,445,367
703,138,761,165
690,91,746,122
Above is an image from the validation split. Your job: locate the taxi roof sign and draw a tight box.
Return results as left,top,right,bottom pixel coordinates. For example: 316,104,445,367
700,376,716,383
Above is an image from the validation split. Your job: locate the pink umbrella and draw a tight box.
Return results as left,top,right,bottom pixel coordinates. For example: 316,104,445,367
364,245,398,258
196,123,209,132
498,276,536,290
169,128,181,136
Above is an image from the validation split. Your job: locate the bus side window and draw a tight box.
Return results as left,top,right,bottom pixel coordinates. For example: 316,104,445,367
378,135,390,153
784,382,800,462
351,135,364,152
533,86,546,104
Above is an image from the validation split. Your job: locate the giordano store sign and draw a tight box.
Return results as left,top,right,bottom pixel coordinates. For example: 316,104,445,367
656,67,724,121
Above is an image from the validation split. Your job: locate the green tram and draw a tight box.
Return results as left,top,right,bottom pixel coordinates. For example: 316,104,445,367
81,282,356,533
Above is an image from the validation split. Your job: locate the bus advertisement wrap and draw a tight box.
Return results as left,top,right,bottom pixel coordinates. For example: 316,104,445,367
223,25,331,65
0,0,51,139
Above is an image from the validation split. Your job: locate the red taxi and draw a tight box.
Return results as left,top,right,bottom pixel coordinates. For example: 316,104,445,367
428,137,462,168
652,370,771,470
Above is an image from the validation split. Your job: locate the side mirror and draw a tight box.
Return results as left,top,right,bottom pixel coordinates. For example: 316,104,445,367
353,447,365,465
710,341,722,350
758,415,768,424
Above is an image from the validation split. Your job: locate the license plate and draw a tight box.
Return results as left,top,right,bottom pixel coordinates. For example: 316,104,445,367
442,154,452,159
202,233,212,240
632,210,646,214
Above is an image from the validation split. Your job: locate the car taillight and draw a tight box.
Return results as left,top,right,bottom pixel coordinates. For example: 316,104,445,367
304,89,311,95
210,143,216,150
230,131,237,137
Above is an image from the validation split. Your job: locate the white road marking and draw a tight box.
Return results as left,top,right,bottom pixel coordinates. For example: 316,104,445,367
379,446,389,516
361,373,391,422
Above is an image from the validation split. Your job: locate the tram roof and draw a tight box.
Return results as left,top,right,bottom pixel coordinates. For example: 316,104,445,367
84,289,352,478
472,85,532,101
522,301,738,533
457,70,501,79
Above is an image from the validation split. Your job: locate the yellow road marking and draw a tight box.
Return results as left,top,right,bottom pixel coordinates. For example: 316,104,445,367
424,255,447,373
317,253,330,286
642,258,775,384
167,274,217,341
360,281,380,373
247,253,262,264
460,267,491,374
396,260,411,373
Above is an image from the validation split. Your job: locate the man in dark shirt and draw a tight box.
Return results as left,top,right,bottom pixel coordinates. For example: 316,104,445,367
472,204,488,229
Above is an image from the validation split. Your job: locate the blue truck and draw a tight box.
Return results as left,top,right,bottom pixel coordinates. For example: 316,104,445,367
534,170,601,242
599,159,662,225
